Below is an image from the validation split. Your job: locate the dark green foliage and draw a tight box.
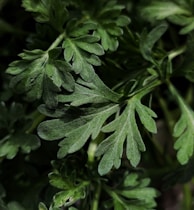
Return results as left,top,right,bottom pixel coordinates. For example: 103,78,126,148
2,0,194,209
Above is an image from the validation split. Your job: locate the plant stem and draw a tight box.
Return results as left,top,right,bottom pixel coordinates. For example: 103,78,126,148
47,32,66,51
183,183,192,210
128,79,162,98
26,113,46,134
91,183,101,210
168,45,186,60
157,94,174,133
87,132,104,165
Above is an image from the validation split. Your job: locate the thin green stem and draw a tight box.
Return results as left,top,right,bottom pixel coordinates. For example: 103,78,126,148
168,45,186,60
87,140,98,164
183,183,192,210
157,94,174,134
26,113,46,134
47,32,66,51
128,79,162,99
87,132,104,166
91,183,101,210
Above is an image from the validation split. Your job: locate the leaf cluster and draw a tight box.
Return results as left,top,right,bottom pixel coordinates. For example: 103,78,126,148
2,0,194,209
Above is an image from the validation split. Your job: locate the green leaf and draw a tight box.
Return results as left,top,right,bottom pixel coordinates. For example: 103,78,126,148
91,0,130,51
57,74,121,106
142,2,190,21
62,20,104,81
66,20,97,37
38,203,48,210
48,166,89,208
105,173,158,210
173,110,194,164
168,15,192,26
38,104,118,152
22,0,51,22
53,190,84,208
136,100,157,133
140,23,168,63
169,83,194,164
6,49,75,107
179,18,194,34
38,104,119,158
0,133,40,159
22,0,69,31
63,34,104,81
7,202,25,210
96,98,157,175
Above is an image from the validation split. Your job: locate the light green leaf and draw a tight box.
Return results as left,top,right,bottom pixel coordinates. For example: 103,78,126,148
57,104,119,158
106,173,158,210
22,0,69,31
49,172,70,190
45,64,62,88
168,15,192,26
50,170,88,208
63,34,104,81
6,50,75,107
57,74,121,106
117,15,131,27
38,104,119,158
140,23,168,63
53,189,85,208
96,98,157,175
170,83,194,164
88,0,130,51
38,203,48,210
142,2,190,21
22,0,50,22
66,20,97,37
95,28,119,51
173,110,194,164
179,18,194,34
0,134,40,159
136,100,157,133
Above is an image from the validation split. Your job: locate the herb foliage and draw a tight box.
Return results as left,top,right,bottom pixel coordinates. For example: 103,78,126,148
1,0,194,209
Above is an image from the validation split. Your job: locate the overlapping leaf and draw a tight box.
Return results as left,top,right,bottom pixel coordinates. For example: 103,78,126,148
49,172,88,208
39,85,157,175
38,103,120,158
142,1,194,34
22,0,69,31
0,133,40,159
22,0,51,22
170,84,194,164
96,98,157,175
6,49,74,107
0,102,40,159
57,74,121,106
47,159,89,208
142,1,190,21
105,173,158,210
140,23,168,63
90,0,131,51
63,21,104,81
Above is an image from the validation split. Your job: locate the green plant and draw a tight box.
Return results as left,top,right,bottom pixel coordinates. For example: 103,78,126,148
1,0,194,209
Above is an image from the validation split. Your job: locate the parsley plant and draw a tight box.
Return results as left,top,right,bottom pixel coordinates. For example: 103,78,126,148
1,0,194,209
